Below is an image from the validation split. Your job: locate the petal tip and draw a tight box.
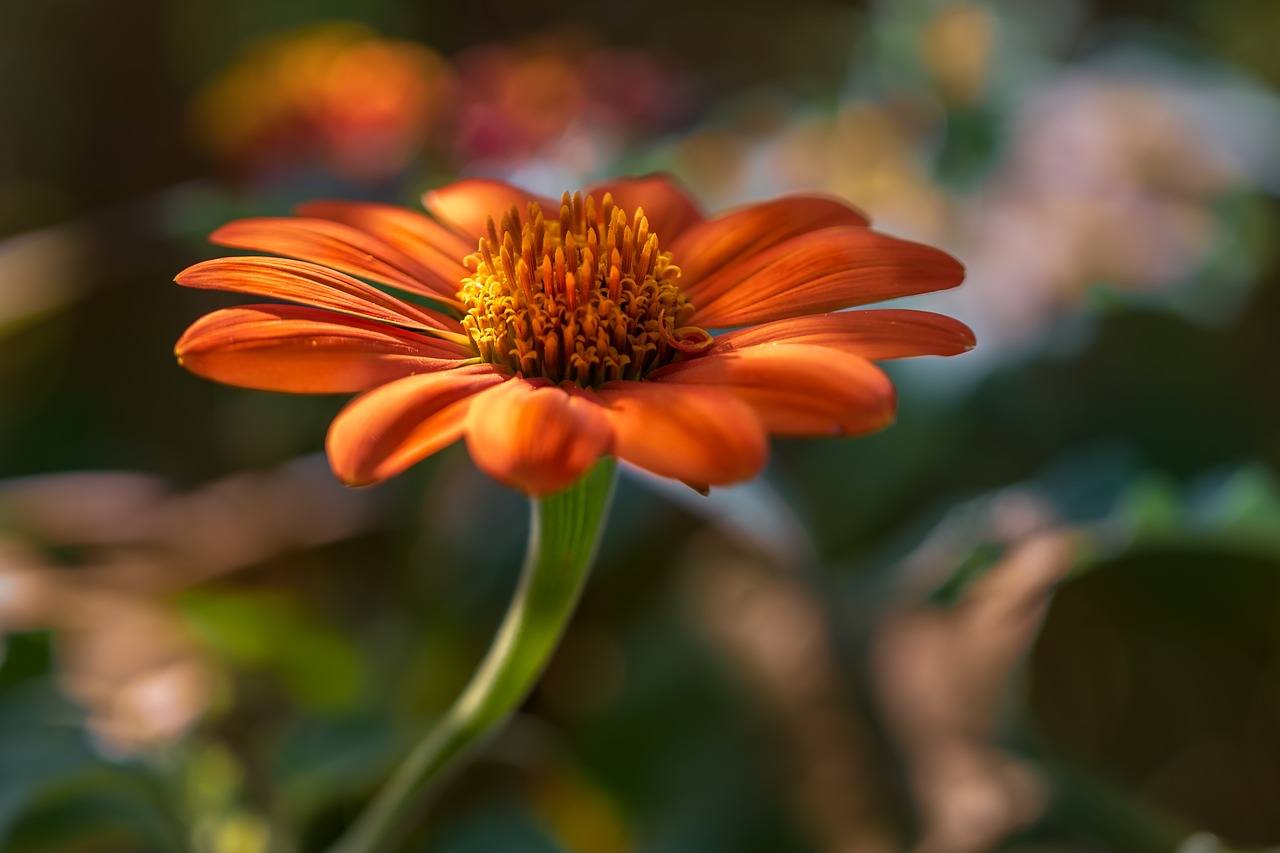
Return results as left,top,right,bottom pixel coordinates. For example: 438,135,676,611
941,251,966,286
683,480,712,496
173,262,205,286
330,464,373,489
207,222,242,247
325,438,376,489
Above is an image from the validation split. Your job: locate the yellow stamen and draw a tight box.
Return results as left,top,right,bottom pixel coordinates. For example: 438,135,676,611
458,192,704,387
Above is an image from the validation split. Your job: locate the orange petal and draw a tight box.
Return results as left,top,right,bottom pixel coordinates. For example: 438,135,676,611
709,309,976,360
652,344,896,437
326,366,509,486
422,179,556,242
464,380,614,495
211,217,462,304
176,257,461,334
594,382,768,486
175,305,476,393
584,174,705,243
294,199,475,281
686,227,965,328
672,195,870,285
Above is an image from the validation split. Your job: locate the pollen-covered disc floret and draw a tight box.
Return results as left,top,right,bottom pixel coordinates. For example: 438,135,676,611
458,191,713,387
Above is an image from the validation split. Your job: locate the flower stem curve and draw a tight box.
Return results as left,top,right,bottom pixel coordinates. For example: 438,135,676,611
326,457,618,853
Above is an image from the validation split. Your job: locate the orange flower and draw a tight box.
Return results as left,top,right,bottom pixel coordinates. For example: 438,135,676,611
175,175,972,495
191,24,456,183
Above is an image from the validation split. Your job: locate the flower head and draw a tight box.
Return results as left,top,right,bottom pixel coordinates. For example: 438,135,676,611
175,175,972,495
191,24,456,183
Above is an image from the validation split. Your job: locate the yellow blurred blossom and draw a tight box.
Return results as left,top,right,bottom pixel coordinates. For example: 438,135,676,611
919,3,998,105
765,102,954,239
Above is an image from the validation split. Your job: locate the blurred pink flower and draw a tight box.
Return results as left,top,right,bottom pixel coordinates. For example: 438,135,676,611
451,31,693,172
689,60,1267,359
957,72,1249,345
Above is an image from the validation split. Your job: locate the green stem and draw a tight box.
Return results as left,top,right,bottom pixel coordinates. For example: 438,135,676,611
326,458,618,853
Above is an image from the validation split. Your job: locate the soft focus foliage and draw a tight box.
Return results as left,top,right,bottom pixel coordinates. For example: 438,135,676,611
3,0,1280,850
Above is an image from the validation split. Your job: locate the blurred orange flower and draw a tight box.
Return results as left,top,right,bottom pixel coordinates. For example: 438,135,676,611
191,24,456,183
175,175,972,495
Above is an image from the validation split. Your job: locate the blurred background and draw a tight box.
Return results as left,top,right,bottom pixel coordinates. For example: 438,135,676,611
3,0,1280,850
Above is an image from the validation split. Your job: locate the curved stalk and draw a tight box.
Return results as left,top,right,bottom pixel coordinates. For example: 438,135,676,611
326,458,618,853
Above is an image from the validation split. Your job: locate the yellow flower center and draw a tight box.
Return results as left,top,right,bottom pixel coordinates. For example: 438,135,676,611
458,191,712,387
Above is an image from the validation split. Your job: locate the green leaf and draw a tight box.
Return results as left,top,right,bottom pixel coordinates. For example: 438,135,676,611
0,632,54,691
273,716,402,825
1196,466,1280,552
1114,474,1184,538
433,809,570,853
4,773,182,853
177,590,363,711
0,682,183,853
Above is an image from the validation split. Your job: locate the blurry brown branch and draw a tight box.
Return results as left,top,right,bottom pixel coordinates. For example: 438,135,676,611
872,492,1078,853
683,536,901,853
0,454,382,753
